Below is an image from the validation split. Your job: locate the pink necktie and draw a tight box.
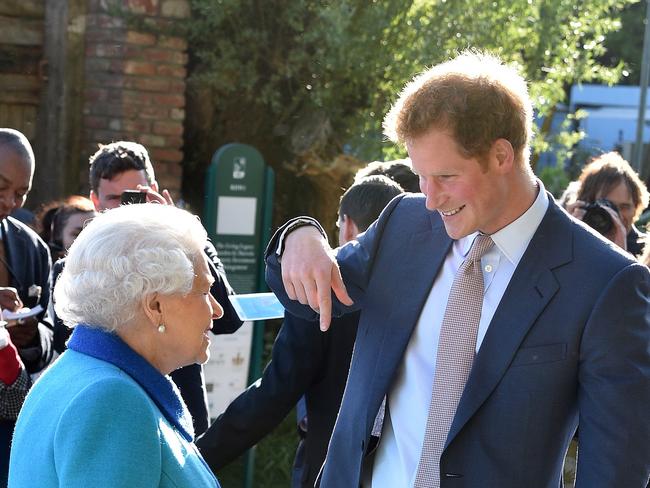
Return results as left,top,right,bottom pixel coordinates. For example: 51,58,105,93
413,234,494,487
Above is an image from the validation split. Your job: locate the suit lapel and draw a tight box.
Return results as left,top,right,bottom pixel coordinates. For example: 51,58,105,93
446,200,573,448
367,213,452,430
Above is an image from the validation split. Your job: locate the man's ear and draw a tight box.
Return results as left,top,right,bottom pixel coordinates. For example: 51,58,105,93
491,138,515,173
89,190,101,212
341,215,361,244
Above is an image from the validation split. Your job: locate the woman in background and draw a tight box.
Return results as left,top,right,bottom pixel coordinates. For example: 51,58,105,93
9,204,223,487
37,196,96,261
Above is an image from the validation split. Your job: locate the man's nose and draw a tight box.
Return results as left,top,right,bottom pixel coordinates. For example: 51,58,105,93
423,180,440,210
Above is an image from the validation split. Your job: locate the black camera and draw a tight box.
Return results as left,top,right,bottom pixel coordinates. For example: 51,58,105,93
581,199,619,236
120,190,147,205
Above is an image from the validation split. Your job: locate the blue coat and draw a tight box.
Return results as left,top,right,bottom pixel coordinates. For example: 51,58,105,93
266,193,650,488
9,326,219,487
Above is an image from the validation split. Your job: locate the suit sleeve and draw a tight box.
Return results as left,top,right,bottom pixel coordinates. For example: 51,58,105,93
52,377,163,487
204,240,243,335
576,262,650,486
264,195,406,321
197,311,327,469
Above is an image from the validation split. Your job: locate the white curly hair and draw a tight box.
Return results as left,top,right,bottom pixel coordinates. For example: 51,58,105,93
54,203,208,332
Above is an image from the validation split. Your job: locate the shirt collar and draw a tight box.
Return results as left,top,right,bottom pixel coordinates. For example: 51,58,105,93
458,179,549,265
67,324,195,441
491,179,549,265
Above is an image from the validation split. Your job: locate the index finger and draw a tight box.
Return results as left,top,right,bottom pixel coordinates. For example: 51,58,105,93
316,275,333,332
161,189,175,206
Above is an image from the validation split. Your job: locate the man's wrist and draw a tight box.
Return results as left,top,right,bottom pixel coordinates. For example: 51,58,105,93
276,217,327,257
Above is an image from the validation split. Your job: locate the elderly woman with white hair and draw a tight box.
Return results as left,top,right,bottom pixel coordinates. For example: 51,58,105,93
9,204,223,487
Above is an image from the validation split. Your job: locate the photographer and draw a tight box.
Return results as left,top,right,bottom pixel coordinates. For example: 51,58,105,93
566,196,628,249
567,152,649,255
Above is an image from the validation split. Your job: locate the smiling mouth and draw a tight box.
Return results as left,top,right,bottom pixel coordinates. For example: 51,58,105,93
439,205,465,217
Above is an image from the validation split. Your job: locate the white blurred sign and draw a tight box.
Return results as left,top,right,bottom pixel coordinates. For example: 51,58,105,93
216,196,257,236
204,321,253,419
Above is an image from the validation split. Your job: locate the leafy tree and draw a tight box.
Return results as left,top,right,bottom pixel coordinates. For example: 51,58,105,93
184,0,635,234
601,0,645,85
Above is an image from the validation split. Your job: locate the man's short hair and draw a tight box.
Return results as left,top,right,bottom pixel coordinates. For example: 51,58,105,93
339,175,403,232
354,159,420,193
577,152,650,221
383,50,533,167
88,141,156,192
0,128,34,165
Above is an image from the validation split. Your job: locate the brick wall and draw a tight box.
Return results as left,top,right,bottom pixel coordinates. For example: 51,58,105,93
81,0,190,196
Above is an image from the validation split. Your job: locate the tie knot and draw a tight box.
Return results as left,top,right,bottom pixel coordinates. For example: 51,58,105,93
466,234,493,263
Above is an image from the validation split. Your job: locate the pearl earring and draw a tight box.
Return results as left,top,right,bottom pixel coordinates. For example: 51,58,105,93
157,324,166,333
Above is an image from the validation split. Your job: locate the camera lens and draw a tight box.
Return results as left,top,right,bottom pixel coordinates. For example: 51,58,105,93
581,199,618,236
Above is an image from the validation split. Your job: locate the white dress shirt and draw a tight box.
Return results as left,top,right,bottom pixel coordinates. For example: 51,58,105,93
370,184,549,487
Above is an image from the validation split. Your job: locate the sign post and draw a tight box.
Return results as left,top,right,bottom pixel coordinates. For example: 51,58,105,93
203,143,274,488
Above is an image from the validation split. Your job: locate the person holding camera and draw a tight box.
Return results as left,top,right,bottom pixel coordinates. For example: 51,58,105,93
51,141,242,436
567,152,649,256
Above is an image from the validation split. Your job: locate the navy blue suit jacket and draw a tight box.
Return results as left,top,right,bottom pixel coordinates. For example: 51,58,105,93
266,193,650,488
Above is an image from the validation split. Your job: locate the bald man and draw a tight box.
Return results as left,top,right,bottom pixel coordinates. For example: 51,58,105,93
0,128,53,483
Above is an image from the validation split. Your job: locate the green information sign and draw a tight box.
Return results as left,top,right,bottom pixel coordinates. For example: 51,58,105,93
204,143,273,294
204,143,274,488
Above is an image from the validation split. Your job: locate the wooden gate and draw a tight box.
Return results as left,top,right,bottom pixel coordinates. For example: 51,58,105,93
0,1,44,143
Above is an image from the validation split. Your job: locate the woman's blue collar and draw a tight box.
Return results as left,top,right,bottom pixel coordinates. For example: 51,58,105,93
67,324,194,441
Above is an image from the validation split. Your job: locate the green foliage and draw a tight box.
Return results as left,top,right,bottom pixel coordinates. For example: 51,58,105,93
539,164,571,198
186,0,634,172
600,0,645,85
